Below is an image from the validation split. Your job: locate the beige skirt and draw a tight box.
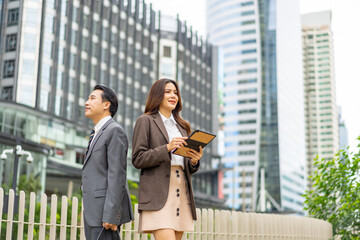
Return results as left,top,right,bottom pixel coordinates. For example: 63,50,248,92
138,166,194,233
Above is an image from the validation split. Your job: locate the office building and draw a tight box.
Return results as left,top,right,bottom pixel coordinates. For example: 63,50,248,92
206,0,306,213
338,107,348,150
157,13,224,207
0,0,222,207
302,10,339,190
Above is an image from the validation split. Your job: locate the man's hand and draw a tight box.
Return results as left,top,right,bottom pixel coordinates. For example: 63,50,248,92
103,222,118,231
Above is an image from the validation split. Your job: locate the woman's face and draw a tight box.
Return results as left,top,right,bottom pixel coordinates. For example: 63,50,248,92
160,82,179,112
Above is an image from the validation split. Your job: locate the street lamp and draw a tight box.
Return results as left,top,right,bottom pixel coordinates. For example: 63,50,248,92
0,145,33,190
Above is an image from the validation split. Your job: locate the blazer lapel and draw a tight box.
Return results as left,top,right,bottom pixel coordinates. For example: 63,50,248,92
83,118,114,167
175,124,188,137
152,113,169,143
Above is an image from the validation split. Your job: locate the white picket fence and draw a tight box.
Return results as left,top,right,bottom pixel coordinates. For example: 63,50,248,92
0,188,333,239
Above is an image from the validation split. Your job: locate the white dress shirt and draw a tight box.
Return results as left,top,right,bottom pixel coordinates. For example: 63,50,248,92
90,115,112,148
159,112,185,169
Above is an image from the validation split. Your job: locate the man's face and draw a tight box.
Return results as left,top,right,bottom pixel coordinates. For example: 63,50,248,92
85,90,109,120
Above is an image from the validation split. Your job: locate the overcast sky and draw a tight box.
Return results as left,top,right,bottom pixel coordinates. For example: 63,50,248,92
146,0,360,153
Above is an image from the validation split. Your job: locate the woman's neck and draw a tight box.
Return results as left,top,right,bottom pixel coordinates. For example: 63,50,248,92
159,108,172,118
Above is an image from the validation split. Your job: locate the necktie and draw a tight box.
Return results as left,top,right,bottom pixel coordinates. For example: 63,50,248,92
85,128,95,156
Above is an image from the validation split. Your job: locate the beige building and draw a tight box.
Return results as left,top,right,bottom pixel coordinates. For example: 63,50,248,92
302,11,339,190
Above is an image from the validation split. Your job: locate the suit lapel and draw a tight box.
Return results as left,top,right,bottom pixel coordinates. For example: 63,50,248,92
175,124,187,137
152,113,169,143
83,118,114,167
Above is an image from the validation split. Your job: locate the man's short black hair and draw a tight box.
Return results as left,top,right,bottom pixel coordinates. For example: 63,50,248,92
94,85,118,117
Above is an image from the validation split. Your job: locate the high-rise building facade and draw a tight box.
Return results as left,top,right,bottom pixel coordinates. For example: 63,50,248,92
338,107,348,150
302,11,339,190
1,0,160,193
206,0,306,213
0,0,221,206
157,14,224,207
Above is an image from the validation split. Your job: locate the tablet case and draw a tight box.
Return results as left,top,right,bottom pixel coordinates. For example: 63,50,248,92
172,129,216,157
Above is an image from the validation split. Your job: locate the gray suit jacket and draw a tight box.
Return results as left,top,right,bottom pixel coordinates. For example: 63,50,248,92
82,118,134,227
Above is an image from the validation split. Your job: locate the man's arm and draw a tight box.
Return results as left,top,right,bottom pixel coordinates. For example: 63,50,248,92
102,125,128,226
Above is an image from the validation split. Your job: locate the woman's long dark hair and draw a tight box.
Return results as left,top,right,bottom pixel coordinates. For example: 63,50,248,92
144,78,191,135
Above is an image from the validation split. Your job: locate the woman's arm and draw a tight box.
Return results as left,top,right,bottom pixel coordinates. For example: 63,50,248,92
186,146,203,174
187,158,200,174
132,116,170,169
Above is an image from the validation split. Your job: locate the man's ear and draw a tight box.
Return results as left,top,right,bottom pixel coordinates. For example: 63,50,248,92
103,101,111,111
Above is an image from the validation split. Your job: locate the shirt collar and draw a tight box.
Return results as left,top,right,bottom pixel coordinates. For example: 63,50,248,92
94,115,112,132
158,112,176,125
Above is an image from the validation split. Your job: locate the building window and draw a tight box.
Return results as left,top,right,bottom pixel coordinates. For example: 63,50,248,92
54,95,62,116
3,60,16,78
66,101,74,119
46,0,56,9
163,46,171,58
23,33,37,52
81,36,88,52
76,151,85,164
43,39,53,59
25,8,39,27
7,8,19,26
5,34,17,52
161,62,173,77
19,85,34,106
1,87,13,100
39,90,49,111
22,59,35,77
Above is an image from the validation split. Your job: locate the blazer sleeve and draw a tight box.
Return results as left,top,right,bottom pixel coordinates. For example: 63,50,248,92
132,116,171,169
102,126,128,225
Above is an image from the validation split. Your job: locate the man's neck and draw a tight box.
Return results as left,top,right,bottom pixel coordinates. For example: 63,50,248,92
92,114,111,126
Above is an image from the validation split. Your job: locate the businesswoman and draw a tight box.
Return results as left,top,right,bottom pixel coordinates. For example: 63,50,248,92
132,78,203,240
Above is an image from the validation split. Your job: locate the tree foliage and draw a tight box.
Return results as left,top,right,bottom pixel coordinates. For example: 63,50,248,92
304,142,360,239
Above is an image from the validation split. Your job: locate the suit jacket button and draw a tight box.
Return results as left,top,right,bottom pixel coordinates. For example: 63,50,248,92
166,174,170,178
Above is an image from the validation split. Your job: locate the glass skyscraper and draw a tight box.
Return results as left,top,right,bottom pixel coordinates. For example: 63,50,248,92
206,0,305,213
0,0,222,207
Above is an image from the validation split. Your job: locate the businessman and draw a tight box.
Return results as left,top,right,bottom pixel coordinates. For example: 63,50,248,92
82,85,133,239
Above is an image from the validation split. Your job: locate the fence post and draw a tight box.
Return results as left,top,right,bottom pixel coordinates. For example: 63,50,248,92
263,213,272,240
0,188,3,236
39,193,47,240
17,191,26,240
220,210,229,240
60,195,68,239
80,199,85,240
70,197,78,240
27,192,36,240
193,208,201,240
49,194,58,240
275,215,283,240
5,189,14,240
256,213,264,240
202,209,208,240
225,211,231,239
231,210,238,240
133,204,140,240
214,209,221,240
123,221,132,240
208,209,214,240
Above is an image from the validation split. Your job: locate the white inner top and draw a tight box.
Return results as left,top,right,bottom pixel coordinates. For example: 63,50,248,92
159,112,185,169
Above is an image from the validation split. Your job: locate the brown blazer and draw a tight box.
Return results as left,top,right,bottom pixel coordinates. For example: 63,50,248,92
132,113,199,220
